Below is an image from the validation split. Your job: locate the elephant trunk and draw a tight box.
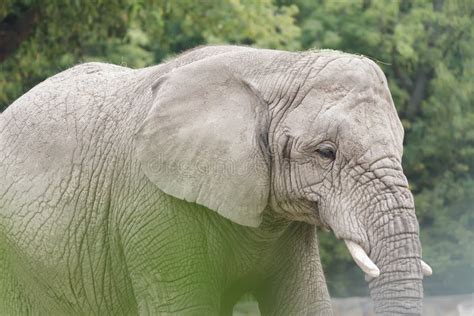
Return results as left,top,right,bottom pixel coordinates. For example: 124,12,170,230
367,208,424,315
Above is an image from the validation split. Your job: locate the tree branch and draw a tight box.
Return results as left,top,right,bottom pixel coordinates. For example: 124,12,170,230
407,67,432,118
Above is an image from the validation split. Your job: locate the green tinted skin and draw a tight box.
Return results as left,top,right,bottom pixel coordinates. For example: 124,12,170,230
0,185,330,315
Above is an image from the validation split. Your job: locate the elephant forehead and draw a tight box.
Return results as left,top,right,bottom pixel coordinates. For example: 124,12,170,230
282,93,403,158
283,80,396,134
308,53,389,96
339,117,404,167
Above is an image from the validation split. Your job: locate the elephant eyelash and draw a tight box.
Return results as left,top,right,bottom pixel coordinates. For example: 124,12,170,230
316,148,336,161
284,137,336,163
314,143,337,161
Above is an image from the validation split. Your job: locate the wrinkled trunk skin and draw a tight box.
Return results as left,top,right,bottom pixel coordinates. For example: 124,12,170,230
367,209,423,315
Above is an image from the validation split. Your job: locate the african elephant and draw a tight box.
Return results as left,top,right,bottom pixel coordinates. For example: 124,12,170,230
0,45,431,315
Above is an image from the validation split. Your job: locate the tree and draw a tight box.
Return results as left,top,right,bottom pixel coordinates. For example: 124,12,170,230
0,0,130,109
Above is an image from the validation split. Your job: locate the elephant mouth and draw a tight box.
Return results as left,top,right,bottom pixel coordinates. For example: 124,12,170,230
309,200,331,231
293,199,433,280
344,239,432,279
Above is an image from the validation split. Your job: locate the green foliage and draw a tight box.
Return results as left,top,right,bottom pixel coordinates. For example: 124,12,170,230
0,0,300,108
0,0,129,106
1,0,472,297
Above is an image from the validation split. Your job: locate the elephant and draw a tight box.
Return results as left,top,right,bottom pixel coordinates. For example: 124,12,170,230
0,45,432,315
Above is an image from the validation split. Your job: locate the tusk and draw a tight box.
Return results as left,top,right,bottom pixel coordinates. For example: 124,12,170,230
345,240,380,278
421,260,432,276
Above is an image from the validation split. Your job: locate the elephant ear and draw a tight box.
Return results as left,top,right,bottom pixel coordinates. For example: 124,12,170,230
135,59,270,227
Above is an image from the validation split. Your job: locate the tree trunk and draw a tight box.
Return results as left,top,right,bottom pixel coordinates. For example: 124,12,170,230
0,6,40,62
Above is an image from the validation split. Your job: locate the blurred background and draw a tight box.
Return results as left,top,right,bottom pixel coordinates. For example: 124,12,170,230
1,0,472,310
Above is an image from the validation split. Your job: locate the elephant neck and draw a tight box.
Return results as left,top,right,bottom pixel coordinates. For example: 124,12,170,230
256,207,293,235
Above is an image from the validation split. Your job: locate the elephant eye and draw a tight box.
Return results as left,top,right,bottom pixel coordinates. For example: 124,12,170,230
316,144,336,161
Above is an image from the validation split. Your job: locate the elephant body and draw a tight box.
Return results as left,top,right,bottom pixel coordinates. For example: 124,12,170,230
0,46,428,315
0,57,329,315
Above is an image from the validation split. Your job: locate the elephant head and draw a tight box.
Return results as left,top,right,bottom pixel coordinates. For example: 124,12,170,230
135,47,431,314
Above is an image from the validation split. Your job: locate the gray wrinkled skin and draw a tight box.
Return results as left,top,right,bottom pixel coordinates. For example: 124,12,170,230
0,45,425,315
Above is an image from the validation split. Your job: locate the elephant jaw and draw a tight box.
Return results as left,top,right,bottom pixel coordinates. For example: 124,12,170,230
344,240,432,278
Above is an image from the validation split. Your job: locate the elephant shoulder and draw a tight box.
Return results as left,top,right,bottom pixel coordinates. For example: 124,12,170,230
50,62,130,81
0,62,135,183
4,62,134,122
